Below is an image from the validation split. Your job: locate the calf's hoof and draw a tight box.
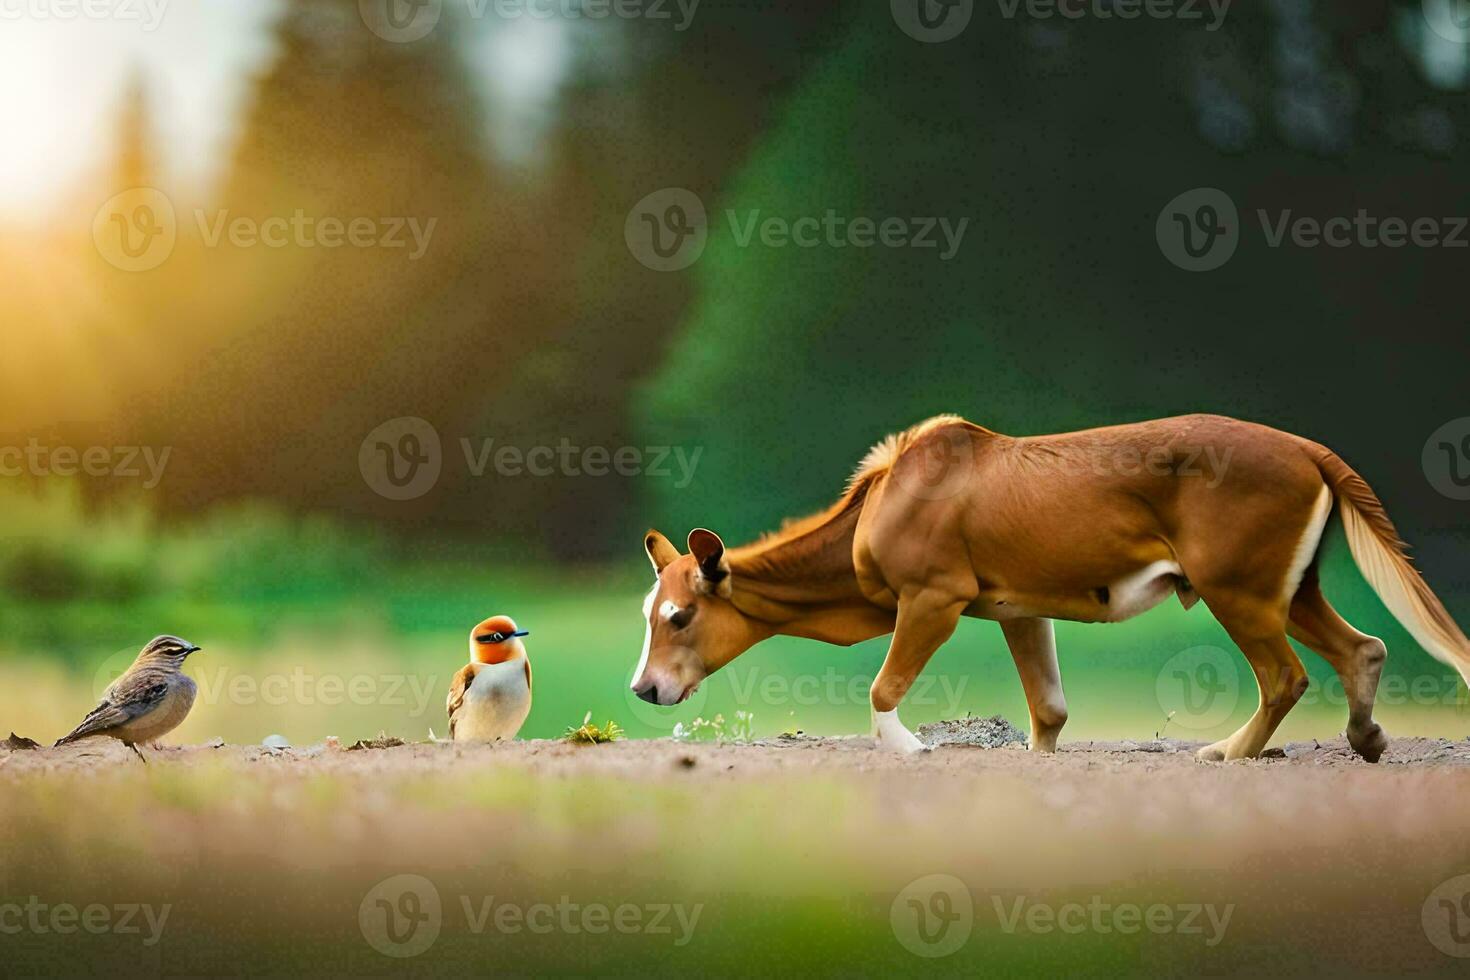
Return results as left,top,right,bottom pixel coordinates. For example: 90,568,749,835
1195,743,1226,763
1348,723,1388,763
872,709,931,755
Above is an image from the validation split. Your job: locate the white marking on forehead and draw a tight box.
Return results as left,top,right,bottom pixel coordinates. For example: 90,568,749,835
659,600,681,621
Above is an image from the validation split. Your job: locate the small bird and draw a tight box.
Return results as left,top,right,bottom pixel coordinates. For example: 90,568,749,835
55,635,202,762
447,616,531,742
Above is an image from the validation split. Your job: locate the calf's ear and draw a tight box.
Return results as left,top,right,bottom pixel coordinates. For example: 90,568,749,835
687,528,731,596
644,529,681,575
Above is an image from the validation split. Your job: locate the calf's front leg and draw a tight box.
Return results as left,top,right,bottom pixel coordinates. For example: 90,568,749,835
870,590,968,754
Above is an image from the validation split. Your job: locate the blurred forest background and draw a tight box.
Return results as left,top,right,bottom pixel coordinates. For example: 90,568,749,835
1,0,1467,743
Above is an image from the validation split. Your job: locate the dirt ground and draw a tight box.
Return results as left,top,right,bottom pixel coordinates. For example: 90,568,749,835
8,721,1470,776
5,726,1470,976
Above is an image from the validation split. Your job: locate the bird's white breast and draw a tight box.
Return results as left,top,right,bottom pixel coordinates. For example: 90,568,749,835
455,660,531,741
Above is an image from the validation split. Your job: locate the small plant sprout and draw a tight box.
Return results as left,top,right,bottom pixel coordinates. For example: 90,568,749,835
1157,710,1177,740
563,711,625,745
728,710,755,743
670,711,755,744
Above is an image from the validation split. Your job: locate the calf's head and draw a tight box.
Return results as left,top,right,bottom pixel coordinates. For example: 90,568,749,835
630,528,763,706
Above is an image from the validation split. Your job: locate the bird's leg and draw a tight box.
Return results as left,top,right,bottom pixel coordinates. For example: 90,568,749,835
127,742,149,765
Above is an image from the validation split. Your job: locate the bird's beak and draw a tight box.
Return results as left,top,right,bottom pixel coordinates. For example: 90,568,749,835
510,630,529,638
185,644,202,654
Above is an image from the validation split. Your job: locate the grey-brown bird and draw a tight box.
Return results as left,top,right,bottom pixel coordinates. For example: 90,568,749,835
55,635,202,762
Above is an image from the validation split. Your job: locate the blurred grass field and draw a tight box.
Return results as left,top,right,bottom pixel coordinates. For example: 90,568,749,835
1,484,1466,750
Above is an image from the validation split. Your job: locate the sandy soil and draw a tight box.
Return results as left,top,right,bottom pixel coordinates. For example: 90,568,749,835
7,724,1470,777
5,726,1470,976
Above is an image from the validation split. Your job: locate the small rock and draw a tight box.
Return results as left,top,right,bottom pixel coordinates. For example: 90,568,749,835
204,737,225,749
3,732,40,751
262,734,291,750
348,731,405,751
676,755,696,769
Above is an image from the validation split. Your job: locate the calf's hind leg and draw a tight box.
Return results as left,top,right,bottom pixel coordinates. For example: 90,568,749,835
1000,618,1068,752
1287,576,1389,762
1196,596,1308,761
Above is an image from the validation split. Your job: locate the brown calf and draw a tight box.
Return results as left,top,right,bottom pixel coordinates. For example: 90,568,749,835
632,415,1470,761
